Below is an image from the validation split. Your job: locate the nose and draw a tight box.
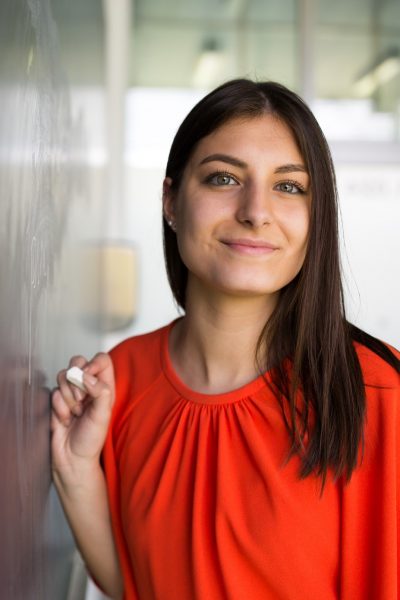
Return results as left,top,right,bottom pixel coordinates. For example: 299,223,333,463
235,183,273,228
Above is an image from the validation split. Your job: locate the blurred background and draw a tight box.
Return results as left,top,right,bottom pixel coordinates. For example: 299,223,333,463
0,0,399,598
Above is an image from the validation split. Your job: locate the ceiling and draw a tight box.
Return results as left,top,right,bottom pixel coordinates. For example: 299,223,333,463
34,0,400,108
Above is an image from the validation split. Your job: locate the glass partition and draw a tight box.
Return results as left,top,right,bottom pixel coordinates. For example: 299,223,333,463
0,0,106,597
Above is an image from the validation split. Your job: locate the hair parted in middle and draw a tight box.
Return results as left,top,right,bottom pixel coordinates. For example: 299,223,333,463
161,78,394,493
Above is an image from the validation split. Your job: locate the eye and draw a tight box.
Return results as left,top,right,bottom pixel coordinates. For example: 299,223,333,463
275,180,306,195
205,171,239,186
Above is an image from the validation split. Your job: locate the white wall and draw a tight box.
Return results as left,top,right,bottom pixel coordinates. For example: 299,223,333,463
103,165,180,352
337,164,400,348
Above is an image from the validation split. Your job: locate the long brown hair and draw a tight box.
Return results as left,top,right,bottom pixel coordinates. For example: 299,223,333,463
162,78,400,492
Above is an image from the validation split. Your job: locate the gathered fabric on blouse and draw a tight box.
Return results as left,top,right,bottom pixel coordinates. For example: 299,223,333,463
101,319,400,600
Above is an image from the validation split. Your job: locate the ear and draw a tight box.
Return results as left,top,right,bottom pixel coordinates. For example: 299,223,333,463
162,177,176,223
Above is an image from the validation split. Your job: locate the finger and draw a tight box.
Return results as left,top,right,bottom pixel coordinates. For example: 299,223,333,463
51,389,74,426
51,410,66,437
83,353,114,386
56,369,83,414
72,386,86,403
68,355,88,369
82,372,114,420
50,410,61,433
83,352,111,375
68,356,89,401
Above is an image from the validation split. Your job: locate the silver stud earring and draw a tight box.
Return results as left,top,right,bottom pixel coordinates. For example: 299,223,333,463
167,219,176,232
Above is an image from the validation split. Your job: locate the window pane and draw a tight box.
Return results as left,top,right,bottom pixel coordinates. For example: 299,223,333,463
315,0,400,141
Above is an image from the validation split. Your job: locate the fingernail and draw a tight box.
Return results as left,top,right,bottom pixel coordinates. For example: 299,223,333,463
83,373,97,386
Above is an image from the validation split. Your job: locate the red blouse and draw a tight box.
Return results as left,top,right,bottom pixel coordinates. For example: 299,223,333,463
102,320,400,599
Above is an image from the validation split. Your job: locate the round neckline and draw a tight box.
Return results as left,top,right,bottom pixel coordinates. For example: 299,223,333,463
161,318,271,405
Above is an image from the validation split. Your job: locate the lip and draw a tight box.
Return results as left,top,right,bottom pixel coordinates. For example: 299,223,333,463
221,238,279,255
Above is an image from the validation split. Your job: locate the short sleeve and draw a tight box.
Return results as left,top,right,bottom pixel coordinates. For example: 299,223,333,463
339,351,400,599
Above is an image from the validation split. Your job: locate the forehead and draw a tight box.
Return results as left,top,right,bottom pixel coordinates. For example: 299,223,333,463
190,114,303,165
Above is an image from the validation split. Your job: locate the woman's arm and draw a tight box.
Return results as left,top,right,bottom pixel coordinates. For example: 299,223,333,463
53,464,123,599
51,353,123,599
53,460,123,599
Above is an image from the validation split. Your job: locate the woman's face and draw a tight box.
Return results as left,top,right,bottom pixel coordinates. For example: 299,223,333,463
163,114,311,299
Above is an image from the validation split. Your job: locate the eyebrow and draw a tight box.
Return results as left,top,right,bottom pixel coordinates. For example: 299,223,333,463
199,153,247,169
198,153,308,174
274,163,308,174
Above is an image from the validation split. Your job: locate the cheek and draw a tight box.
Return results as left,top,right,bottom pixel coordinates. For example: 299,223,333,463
175,202,205,268
178,193,226,235
279,203,310,251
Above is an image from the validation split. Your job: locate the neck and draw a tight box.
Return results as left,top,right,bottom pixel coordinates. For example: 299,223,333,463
169,277,278,394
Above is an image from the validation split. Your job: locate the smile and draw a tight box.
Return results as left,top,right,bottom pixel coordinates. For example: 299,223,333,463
221,239,279,256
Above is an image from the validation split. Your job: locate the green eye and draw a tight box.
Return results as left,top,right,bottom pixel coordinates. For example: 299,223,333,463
275,181,306,194
206,171,238,186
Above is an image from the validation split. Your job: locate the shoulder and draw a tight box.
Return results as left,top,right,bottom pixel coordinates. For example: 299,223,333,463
353,338,400,390
107,320,175,414
109,321,170,370
352,341,399,470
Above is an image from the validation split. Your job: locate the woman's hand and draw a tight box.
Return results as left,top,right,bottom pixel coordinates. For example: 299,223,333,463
51,353,123,597
51,353,115,477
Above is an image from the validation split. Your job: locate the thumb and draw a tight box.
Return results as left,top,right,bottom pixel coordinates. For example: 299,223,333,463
82,372,114,421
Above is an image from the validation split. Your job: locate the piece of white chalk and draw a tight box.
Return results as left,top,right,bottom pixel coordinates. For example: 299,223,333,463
66,366,87,392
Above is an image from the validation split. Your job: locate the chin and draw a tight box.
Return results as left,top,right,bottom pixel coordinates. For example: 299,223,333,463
212,278,281,298
189,266,289,298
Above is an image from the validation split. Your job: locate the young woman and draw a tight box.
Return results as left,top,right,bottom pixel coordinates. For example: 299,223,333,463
52,79,400,600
